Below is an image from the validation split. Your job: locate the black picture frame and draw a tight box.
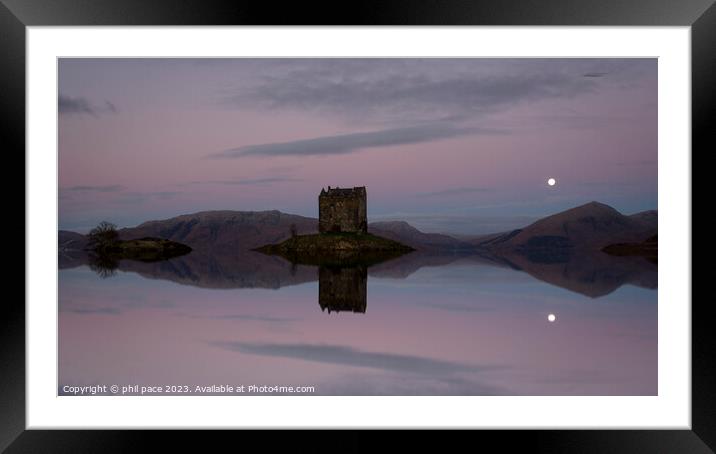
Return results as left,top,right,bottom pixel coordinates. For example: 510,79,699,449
4,0,711,450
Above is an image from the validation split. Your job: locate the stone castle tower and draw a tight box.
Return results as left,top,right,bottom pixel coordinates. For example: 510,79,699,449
318,186,367,234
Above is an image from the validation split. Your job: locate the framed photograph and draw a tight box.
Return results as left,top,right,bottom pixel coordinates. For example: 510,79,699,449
6,0,711,450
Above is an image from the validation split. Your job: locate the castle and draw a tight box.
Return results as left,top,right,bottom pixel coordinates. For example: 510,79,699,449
318,186,367,234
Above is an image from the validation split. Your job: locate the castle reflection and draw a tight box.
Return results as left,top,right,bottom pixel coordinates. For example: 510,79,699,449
318,265,367,314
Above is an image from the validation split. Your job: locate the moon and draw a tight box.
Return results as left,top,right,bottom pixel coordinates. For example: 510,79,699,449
547,178,556,186
547,314,556,322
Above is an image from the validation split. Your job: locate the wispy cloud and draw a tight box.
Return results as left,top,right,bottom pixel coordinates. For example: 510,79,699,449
210,341,501,375
62,307,121,315
60,187,184,206
223,61,600,123
577,181,641,188
314,371,507,396
182,176,302,186
208,124,501,159
59,95,95,116
414,301,494,313
614,159,657,166
59,297,174,316
112,191,181,204
177,313,297,322
417,187,493,198
59,94,118,117
583,72,608,78
65,185,125,193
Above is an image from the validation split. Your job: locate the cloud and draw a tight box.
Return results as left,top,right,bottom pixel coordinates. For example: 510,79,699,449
65,185,124,193
112,191,181,204
59,95,95,116
417,187,493,198
59,94,118,117
576,181,641,188
313,372,507,396
62,307,121,315
208,124,500,159
210,341,501,375
223,61,599,123
183,176,302,185
583,72,608,78
60,186,183,206
414,301,494,313
613,159,657,166
177,313,297,322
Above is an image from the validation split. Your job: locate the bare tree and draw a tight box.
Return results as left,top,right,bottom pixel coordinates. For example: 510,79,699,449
289,223,298,238
87,221,119,251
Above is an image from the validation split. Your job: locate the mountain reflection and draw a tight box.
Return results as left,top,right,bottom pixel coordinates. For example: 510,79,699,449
59,247,656,300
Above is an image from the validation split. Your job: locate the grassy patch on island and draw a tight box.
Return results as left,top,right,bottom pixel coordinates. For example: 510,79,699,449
254,232,414,267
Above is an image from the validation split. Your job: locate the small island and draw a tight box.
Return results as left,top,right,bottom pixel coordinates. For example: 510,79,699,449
255,186,414,266
97,237,193,261
255,231,414,266
87,221,192,262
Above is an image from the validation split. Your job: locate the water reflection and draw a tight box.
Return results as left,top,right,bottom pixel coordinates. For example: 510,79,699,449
60,248,656,300
58,247,657,395
319,266,367,314
87,253,119,279
473,250,657,298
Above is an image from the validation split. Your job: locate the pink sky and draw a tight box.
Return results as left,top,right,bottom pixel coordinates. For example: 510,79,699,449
58,58,657,234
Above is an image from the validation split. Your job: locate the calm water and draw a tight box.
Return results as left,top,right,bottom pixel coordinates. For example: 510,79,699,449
58,251,657,395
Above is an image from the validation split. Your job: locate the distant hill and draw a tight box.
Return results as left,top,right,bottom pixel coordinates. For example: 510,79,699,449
118,210,318,252
472,202,657,253
369,221,474,251
59,230,89,251
628,210,658,228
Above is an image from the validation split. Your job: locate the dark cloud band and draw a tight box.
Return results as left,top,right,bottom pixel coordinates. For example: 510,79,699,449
59,94,118,117
210,341,499,375
65,185,124,193
209,124,501,159
185,176,302,185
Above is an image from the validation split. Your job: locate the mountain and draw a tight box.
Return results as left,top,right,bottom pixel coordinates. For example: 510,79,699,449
368,221,474,251
59,230,89,251
118,210,318,252
473,202,657,253
629,210,658,228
